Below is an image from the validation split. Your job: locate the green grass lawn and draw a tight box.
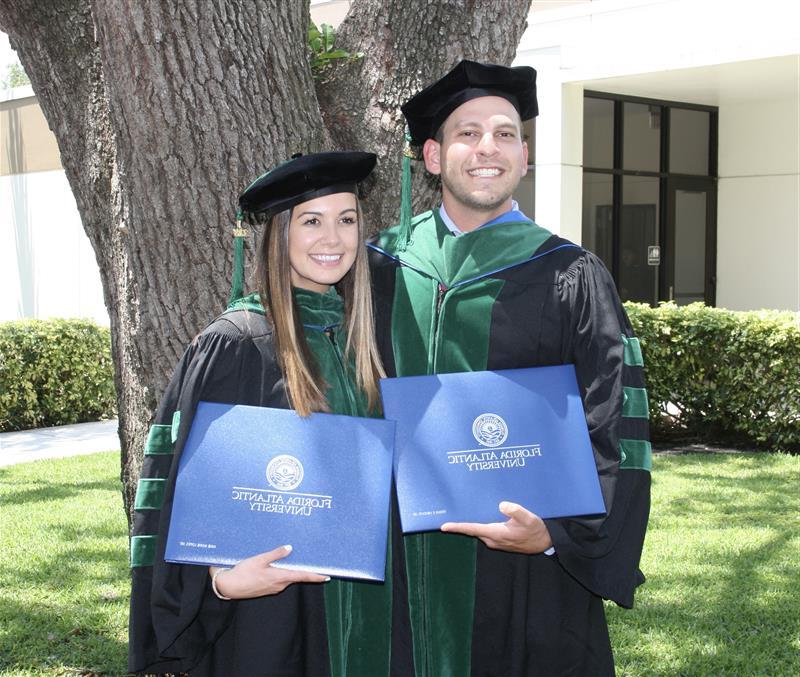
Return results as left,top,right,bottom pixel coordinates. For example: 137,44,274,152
1,451,798,676
608,452,800,676
0,452,128,676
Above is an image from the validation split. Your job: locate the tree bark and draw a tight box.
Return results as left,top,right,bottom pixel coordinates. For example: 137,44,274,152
0,0,532,526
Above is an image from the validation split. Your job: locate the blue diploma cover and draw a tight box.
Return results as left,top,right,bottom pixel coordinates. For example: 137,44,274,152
165,401,395,581
380,366,606,533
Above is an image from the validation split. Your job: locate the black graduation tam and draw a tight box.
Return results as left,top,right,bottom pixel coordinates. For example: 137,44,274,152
401,60,538,146
239,151,377,219
229,151,375,304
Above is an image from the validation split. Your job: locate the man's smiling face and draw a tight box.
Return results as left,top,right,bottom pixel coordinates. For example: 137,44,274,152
423,95,528,230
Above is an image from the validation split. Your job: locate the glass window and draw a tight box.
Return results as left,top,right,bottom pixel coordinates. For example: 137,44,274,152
580,93,717,307
517,118,536,218
516,172,535,219
623,102,660,172
583,97,614,169
673,189,707,304
522,118,535,156
619,176,659,304
581,173,614,271
670,108,710,175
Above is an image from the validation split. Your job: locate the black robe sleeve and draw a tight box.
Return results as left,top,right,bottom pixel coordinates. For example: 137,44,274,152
128,311,289,673
544,252,651,608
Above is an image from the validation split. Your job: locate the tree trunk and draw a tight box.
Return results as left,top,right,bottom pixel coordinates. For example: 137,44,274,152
0,0,532,526
87,1,333,519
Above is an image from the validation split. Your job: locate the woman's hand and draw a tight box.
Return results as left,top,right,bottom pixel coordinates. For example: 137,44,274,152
209,545,330,599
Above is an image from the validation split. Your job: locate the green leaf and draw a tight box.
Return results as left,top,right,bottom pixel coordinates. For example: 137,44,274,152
321,23,335,52
307,20,363,75
317,49,350,61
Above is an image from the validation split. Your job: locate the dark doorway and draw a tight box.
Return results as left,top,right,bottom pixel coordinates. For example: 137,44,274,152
619,203,659,305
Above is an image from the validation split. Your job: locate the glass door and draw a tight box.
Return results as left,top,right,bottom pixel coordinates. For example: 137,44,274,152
664,177,717,305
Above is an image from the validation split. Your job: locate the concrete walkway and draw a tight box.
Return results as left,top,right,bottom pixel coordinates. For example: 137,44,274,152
0,420,751,469
0,419,120,467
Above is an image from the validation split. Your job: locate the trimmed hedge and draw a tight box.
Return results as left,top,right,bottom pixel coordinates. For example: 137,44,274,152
0,319,116,432
2,308,797,449
626,302,800,451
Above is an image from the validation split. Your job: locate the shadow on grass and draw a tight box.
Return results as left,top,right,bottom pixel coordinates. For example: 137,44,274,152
0,477,121,506
617,535,798,673
0,530,130,673
610,455,800,676
656,466,797,525
0,462,130,674
0,594,129,674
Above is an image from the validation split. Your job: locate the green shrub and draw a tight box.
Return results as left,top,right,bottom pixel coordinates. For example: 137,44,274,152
626,302,800,451
0,318,116,432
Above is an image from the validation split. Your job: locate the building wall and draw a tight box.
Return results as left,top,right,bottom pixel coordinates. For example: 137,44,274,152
1,92,62,175
517,0,800,311
518,0,800,84
309,0,350,27
717,94,800,311
0,168,107,324
1,88,107,324
550,79,800,311
532,80,583,243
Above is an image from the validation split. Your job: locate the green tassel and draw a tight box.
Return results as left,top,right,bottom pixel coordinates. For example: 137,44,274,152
398,128,414,251
228,208,248,305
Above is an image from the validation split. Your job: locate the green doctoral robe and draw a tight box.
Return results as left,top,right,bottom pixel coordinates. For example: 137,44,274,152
127,287,400,676
369,210,651,676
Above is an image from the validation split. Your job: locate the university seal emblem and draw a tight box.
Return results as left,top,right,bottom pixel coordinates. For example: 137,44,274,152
472,413,508,448
266,454,304,491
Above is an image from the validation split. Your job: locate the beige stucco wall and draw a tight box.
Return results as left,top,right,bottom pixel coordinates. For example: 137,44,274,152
309,0,350,27
716,94,800,311
1,168,107,323
1,94,62,176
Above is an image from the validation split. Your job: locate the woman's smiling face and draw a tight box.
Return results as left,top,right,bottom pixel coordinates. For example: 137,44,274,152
287,191,359,293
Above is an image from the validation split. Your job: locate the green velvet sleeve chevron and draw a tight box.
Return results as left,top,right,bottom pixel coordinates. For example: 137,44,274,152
129,419,177,567
619,335,652,471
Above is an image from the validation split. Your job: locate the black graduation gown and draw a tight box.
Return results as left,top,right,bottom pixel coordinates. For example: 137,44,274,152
369,210,652,677
127,290,408,676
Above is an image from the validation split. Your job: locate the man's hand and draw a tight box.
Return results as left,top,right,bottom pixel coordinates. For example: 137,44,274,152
209,545,330,599
440,501,553,554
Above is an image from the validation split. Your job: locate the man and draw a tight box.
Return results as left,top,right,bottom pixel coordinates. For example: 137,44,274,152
369,60,651,675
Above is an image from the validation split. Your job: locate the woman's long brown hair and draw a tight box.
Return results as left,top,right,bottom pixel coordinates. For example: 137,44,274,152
254,200,385,417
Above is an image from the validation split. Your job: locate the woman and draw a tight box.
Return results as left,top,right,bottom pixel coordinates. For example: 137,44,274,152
127,152,394,676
